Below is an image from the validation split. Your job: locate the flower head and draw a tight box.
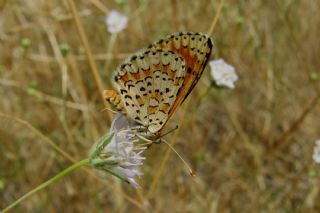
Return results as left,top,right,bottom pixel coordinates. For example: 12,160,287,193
105,10,128,33
313,139,320,164
90,114,146,188
209,59,238,89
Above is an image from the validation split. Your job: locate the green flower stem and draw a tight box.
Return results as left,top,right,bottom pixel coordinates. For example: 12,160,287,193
91,158,117,167
2,158,90,213
191,84,214,113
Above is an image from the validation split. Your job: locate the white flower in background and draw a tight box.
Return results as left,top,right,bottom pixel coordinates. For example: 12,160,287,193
105,10,128,33
313,139,320,164
209,59,238,89
90,114,146,188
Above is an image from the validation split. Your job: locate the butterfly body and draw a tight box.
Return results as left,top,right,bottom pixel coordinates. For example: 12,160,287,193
104,32,213,140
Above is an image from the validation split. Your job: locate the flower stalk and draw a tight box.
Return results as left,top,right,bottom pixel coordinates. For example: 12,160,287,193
2,158,90,213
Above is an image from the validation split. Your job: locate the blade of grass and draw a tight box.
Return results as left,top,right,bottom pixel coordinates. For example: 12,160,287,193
66,0,112,122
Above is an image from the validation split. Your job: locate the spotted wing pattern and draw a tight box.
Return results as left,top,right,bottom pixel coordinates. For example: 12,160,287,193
104,32,213,136
110,49,186,133
148,32,213,125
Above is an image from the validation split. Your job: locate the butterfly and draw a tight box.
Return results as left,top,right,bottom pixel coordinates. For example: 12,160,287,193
104,32,213,140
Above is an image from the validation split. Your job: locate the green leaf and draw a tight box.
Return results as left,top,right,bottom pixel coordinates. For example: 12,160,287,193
101,168,129,184
89,130,114,159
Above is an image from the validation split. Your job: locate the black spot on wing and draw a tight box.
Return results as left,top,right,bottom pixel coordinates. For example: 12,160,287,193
140,87,146,91
124,95,132,100
120,89,127,94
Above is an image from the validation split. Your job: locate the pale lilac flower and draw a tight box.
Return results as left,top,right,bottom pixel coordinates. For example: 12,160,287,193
105,10,128,33
102,128,146,188
91,114,146,188
209,59,238,89
313,139,320,164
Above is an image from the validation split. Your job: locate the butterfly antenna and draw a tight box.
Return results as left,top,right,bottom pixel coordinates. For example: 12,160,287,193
160,125,179,137
161,139,195,177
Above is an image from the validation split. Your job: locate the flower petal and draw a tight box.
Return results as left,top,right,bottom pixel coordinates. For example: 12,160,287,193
105,10,128,33
209,59,238,89
313,139,320,164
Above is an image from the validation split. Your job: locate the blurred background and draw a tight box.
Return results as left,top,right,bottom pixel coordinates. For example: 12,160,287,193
1,0,320,212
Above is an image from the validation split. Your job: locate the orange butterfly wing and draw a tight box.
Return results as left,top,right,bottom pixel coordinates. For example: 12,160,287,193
104,32,213,137
148,32,213,130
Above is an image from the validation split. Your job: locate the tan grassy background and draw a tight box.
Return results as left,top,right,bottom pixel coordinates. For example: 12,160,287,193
1,0,320,212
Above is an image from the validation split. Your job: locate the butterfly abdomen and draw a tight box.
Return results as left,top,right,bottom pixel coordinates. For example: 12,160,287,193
104,90,126,114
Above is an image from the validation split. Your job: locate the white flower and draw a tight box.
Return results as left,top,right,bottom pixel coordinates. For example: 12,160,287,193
313,139,320,164
103,130,146,188
105,10,128,33
93,114,146,188
209,59,238,89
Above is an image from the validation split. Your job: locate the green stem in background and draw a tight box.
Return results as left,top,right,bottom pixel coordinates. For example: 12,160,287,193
197,84,215,104
187,84,221,127
191,84,217,113
103,33,118,74
2,158,90,213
